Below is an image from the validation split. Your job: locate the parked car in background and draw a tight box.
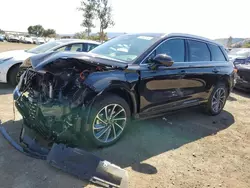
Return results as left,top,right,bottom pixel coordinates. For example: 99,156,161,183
235,64,250,91
31,37,37,44
35,37,46,45
0,35,4,42
7,34,19,43
0,39,100,85
228,48,250,65
19,36,26,43
13,33,235,148
24,37,33,44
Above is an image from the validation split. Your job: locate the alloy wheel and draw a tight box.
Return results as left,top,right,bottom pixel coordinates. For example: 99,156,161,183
92,104,127,143
212,88,226,113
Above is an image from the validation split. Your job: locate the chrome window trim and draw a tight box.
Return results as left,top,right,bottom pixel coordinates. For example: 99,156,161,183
140,37,221,65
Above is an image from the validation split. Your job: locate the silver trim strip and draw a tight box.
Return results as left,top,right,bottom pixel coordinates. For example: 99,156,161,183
140,37,223,65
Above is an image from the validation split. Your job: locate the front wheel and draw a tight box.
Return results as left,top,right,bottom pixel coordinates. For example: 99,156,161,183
84,94,131,147
205,83,228,116
8,65,20,86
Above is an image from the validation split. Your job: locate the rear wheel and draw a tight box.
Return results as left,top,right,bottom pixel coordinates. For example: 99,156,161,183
84,94,131,147
205,83,228,115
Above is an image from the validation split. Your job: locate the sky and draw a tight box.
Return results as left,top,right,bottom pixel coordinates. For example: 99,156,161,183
1,0,249,39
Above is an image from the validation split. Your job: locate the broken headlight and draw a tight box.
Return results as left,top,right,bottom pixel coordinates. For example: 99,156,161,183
20,57,32,68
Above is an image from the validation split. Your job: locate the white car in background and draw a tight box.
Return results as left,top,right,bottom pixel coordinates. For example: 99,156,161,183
24,37,33,44
7,35,19,43
31,37,38,44
0,39,100,85
35,37,45,44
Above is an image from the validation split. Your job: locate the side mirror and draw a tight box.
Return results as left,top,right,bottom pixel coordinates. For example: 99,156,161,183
151,54,174,67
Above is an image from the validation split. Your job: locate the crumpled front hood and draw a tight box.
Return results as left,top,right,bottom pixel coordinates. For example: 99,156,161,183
30,51,128,71
0,50,34,61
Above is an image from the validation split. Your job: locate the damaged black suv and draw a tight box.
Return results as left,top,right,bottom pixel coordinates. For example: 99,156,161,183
14,33,235,147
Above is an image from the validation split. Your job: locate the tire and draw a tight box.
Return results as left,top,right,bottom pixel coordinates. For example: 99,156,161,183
16,67,27,84
205,82,228,116
8,65,20,86
84,94,131,147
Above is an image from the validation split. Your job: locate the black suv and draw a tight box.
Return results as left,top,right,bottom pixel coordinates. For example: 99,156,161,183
14,33,235,147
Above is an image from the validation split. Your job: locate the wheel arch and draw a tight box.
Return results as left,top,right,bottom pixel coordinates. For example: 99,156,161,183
101,86,138,116
218,74,231,95
7,62,22,83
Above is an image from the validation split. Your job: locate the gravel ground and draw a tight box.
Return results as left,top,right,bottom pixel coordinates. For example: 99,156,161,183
0,43,249,188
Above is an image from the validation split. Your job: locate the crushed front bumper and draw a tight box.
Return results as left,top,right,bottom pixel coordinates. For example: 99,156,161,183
9,88,129,187
0,125,49,160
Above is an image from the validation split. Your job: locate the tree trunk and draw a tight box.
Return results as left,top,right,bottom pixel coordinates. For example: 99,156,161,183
99,27,102,42
87,28,90,37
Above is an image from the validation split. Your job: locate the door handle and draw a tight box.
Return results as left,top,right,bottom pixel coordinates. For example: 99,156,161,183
179,70,186,74
212,68,219,73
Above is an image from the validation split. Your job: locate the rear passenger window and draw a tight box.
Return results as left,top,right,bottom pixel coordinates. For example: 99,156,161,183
208,44,226,61
156,39,185,62
188,40,210,61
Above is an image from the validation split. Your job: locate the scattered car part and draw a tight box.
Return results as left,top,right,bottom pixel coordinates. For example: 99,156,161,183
47,144,128,188
0,125,128,188
0,126,48,159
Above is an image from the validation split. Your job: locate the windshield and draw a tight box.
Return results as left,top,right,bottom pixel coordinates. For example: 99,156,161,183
27,41,66,54
228,48,250,58
90,34,160,63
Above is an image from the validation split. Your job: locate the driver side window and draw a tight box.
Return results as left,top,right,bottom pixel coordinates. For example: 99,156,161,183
155,39,185,62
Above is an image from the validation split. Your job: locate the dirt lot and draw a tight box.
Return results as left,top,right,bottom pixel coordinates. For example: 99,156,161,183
0,42,36,52
0,43,250,188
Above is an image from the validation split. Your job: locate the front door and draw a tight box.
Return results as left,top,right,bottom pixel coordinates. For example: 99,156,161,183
139,38,187,113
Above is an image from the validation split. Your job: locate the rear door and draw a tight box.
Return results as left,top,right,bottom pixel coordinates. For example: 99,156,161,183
179,39,223,104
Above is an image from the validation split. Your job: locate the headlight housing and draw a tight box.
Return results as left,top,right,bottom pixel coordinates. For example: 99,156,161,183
20,57,31,68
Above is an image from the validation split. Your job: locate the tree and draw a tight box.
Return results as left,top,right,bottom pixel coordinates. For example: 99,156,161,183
0,29,5,34
78,0,96,37
73,32,87,39
61,36,71,39
227,36,233,48
27,25,44,37
87,32,108,41
243,42,250,48
96,0,114,42
43,29,56,38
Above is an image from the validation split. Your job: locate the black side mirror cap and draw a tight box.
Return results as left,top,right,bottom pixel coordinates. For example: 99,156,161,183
149,54,174,69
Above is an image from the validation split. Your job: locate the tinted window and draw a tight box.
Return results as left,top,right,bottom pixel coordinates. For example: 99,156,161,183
208,44,226,61
69,44,83,52
86,43,98,52
188,40,210,61
56,44,83,52
26,41,67,54
156,39,185,62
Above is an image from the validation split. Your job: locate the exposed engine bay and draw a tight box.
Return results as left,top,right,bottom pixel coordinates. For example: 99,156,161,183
16,58,108,145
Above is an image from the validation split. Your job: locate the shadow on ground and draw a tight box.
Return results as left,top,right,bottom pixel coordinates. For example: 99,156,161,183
90,108,234,174
0,107,234,176
233,89,250,99
0,83,14,95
